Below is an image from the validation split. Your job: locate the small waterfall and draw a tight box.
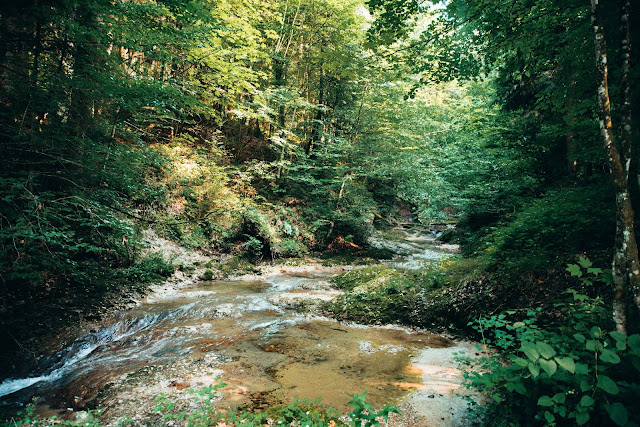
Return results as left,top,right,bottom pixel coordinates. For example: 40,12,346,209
0,313,168,399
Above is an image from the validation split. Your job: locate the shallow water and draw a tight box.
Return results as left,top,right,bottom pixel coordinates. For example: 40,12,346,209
368,228,457,270
0,229,466,423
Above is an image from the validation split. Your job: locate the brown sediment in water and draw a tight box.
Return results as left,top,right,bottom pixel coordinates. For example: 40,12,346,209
209,320,454,413
4,229,475,426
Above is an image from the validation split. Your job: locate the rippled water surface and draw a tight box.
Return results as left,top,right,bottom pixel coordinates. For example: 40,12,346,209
0,229,463,421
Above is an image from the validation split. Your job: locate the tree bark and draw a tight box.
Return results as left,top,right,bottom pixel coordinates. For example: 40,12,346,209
590,0,640,333
620,0,640,314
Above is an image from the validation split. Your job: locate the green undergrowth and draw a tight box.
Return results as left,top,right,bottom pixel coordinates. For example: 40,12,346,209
455,180,615,276
320,252,383,267
122,253,176,284
218,256,261,277
321,255,594,332
4,390,397,427
460,259,640,426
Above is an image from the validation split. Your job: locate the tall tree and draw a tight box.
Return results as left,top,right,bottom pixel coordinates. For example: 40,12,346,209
590,0,639,333
363,0,640,329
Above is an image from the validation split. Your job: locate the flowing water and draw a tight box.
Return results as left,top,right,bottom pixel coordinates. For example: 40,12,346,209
368,228,458,270
0,228,474,425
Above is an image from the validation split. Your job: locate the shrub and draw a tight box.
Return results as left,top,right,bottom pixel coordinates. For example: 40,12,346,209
461,259,640,426
123,253,175,283
274,238,308,258
7,387,399,426
482,181,614,274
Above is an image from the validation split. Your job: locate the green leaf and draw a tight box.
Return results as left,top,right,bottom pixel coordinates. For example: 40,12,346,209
513,357,528,368
616,341,627,351
579,395,595,407
492,393,501,403
514,382,526,395
539,358,557,376
537,396,554,407
575,411,590,425
597,375,619,395
567,264,582,277
575,363,589,375
522,341,539,362
589,326,602,339
574,333,586,343
528,362,540,378
578,257,592,268
558,405,567,417
544,411,555,424
608,331,626,342
628,334,640,354
555,357,576,373
536,341,556,359
587,267,603,275
605,403,629,426
600,349,621,364
552,393,566,404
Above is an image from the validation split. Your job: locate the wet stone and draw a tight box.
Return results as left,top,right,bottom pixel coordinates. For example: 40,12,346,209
0,229,475,426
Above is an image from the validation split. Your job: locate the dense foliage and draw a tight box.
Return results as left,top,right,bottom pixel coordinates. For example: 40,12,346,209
6,387,396,427
1,0,639,424
462,260,640,426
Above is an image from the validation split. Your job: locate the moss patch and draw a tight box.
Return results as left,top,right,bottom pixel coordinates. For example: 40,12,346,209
323,266,418,324
331,266,412,292
219,256,259,277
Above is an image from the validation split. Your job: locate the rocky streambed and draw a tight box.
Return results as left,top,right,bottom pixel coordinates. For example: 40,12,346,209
0,228,478,426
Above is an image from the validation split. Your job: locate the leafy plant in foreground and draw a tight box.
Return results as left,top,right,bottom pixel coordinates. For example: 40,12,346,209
5,385,398,426
461,259,640,426
346,392,399,427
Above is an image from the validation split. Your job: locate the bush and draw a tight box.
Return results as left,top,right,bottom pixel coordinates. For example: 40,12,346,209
123,253,175,283
478,181,615,274
461,260,640,426
7,387,398,427
241,234,265,262
274,238,308,258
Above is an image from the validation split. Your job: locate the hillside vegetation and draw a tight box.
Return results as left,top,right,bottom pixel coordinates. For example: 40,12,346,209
1,0,640,425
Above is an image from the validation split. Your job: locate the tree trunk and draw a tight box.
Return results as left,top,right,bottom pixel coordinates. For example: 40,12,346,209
620,0,640,314
590,0,640,333
274,58,287,128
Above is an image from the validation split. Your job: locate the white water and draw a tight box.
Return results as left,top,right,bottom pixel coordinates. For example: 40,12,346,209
368,228,457,269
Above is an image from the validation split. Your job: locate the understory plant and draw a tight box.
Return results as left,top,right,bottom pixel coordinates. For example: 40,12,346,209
5,387,398,427
461,258,640,426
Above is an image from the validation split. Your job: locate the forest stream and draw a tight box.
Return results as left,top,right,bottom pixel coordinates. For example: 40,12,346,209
0,229,476,426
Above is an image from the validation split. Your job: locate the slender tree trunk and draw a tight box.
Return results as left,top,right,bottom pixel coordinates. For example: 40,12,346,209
33,17,41,85
620,0,640,312
274,58,287,128
310,73,324,151
620,0,632,163
565,79,577,178
590,0,640,333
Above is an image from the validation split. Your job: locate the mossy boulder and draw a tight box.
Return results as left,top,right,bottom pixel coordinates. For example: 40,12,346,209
331,266,412,293
325,266,417,324
219,256,259,277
